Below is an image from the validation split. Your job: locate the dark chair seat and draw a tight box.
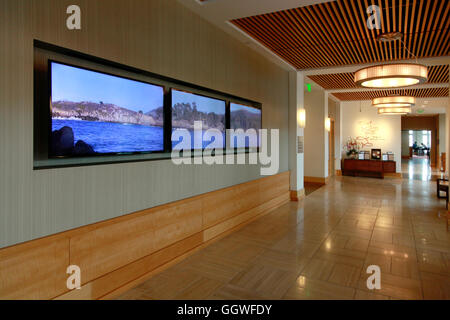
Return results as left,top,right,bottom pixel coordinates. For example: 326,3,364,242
437,178,449,210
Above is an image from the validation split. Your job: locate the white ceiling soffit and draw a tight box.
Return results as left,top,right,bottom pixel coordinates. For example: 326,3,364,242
411,97,448,114
178,0,333,71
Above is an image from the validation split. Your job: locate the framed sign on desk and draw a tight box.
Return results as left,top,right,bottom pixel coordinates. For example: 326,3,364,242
371,149,381,160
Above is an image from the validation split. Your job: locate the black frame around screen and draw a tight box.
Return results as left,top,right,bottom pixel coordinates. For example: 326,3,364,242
35,40,262,167
170,88,227,152
48,60,167,158
229,102,263,149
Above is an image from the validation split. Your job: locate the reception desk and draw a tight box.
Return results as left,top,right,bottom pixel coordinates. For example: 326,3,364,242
342,159,396,179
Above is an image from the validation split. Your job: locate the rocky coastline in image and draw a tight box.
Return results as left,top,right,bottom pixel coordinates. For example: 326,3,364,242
51,126,95,156
51,100,164,127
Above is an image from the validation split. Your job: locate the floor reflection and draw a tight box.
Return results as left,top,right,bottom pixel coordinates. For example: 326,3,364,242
118,175,450,300
401,158,443,181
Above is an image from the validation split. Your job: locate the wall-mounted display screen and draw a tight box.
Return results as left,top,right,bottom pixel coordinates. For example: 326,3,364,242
50,61,165,157
230,102,262,148
171,89,226,149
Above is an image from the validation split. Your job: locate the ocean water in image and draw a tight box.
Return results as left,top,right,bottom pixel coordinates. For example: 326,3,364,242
52,119,164,153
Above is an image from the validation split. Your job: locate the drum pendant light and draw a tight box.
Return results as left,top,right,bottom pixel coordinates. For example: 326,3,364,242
354,32,428,88
372,96,416,108
355,64,428,88
377,107,411,115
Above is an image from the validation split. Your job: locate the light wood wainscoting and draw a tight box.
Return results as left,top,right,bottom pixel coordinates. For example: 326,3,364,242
0,172,290,300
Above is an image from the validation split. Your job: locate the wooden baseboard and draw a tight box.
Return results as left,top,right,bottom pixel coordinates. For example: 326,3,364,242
0,172,290,300
290,189,305,201
304,176,328,184
335,170,342,176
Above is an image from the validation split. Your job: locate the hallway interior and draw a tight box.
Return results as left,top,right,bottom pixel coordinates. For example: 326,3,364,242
118,176,450,300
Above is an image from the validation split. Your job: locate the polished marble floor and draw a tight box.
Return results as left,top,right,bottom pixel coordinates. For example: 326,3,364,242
401,158,443,181
118,176,450,300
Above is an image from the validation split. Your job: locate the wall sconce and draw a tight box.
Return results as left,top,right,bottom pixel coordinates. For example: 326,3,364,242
325,117,331,132
298,109,306,128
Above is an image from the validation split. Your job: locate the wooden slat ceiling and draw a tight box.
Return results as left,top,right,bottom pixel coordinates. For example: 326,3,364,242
332,87,449,100
231,0,450,70
308,64,449,89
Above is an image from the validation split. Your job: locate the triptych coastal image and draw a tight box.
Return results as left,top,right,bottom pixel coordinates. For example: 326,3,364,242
51,62,262,157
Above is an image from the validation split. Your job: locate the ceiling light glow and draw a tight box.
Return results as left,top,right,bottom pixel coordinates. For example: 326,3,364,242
378,107,411,115
372,96,416,108
355,64,428,88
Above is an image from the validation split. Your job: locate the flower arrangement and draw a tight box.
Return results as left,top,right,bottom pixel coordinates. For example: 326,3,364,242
344,137,361,158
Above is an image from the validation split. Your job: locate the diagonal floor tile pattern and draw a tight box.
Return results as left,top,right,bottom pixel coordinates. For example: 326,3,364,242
118,176,450,300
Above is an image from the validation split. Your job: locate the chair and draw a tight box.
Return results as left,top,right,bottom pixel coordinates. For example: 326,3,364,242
437,178,449,210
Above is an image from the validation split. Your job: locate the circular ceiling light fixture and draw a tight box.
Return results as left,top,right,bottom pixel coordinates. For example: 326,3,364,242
372,96,416,108
378,107,411,115
355,63,428,88
354,32,428,88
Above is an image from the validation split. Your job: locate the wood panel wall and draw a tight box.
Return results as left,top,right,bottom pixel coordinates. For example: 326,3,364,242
0,172,290,300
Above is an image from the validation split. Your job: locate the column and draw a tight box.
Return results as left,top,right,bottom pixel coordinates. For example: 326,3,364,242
288,71,305,201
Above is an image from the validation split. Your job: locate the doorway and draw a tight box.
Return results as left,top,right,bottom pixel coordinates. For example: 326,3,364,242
401,129,438,181
401,115,442,181
410,130,432,159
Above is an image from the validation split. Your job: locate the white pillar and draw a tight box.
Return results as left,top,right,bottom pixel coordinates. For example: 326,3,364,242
324,92,329,179
337,101,342,171
446,81,450,209
446,74,450,176
288,71,305,201
447,86,450,176
304,81,327,183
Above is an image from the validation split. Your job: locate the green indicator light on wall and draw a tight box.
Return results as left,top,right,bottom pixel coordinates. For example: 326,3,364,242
417,109,425,114
306,83,312,92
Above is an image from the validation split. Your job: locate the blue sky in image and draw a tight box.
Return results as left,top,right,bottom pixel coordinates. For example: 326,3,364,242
230,103,261,114
172,89,225,115
51,62,164,113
